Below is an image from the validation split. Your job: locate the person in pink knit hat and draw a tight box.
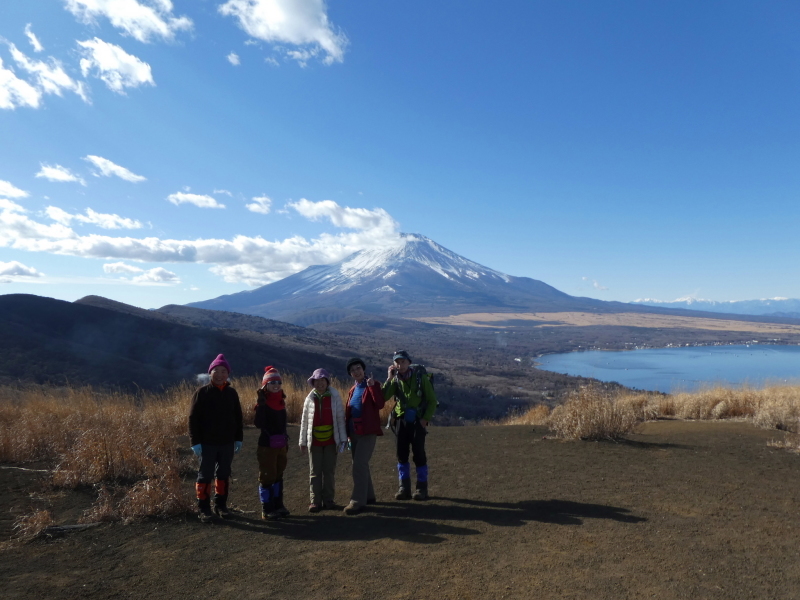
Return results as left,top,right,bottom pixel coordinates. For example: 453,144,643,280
188,354,243,523
254,365,290,520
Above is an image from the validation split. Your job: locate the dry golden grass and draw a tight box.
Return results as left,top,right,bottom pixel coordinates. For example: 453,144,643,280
546,386,644,441
502,404,551,426
0,373,394,525
12,509,54,541
538,383,800,442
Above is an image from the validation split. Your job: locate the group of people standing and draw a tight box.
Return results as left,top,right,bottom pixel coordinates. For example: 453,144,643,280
187,350,438,523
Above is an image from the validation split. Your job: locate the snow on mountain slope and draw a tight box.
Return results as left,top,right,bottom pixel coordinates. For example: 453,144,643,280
631,297,800,317
186,233,600,323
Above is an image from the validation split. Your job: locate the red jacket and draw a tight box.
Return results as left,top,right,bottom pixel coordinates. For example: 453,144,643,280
346,380,386,436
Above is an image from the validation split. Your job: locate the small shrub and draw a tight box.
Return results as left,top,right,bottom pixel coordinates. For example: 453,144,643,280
547,386,641,441
13,509,54,541
502,404,551,426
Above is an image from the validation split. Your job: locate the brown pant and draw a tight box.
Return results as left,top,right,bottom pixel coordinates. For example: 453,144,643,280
349,433,376,507
257,445,288,487
308,444,338,504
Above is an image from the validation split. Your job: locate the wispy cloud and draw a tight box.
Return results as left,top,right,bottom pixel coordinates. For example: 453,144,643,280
227,52,240,66
582,276,608,291
103,261,179,284
7,43,89,103
105,263,180,285
45,206,143,229
0,179,30,198
218,0,348,66
167,192,225,209
213,189,233,197
83,155,146,182
36,164,87,186
64,0,193,43
0,197,402,286
24,24,44,53
0,56,42,109
288,198,398,231
78,38,154,93
245,195,271,214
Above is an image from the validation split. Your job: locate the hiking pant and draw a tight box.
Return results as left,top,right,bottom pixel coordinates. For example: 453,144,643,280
257,445,288,487
349,433,376,506
197,443,235,484
396,419,427,467
309,444,337,504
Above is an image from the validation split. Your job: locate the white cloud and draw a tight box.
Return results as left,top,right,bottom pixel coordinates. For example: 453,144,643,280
103,261,180,284
65,0,193,43
83,155,146,182
45,206,143,229
36,164,87,185
0,197,402,286
103,261,143,274
288,198,398,231
213,189,233,196
167,192,226,209
582,276,608,291
78,38,154,94
246,195,272,214
227,52,241,66
132,267,179,283
7,43,89,103
218,0,348,66
0,179,30,198
0,260,43,277
24,24,44,53
0,198,27,212
0,56,42,109
264,56,279,67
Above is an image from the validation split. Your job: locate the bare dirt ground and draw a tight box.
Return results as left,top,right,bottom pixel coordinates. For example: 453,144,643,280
3,420,800,600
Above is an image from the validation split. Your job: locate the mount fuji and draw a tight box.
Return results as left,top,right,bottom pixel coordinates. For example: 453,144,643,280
188,234,624,325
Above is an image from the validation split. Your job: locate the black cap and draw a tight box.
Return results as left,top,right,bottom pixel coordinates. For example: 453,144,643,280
346,357,366,374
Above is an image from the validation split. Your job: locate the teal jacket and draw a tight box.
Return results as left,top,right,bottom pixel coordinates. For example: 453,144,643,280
382,368,437,422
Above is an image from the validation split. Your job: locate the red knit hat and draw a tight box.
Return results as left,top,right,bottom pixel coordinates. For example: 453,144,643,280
262,366,281,384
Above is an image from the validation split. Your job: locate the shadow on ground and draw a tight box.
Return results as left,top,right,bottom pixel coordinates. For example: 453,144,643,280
213,497,646,543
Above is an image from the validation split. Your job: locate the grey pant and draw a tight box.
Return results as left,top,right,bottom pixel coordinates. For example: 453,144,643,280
349,433,377,506
308,444,338,504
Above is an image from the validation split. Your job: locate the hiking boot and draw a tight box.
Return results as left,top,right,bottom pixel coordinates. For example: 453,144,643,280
308,503,322,513
395,478,412,500
261,502,270,520
343,501,362,515
214,504,232,518
273,481,290,517
198,497,214,523
323,499,338,510
413,481,429,501
366,497,377,505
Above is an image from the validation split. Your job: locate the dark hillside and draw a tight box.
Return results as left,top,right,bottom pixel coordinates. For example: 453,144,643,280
0,295,346,390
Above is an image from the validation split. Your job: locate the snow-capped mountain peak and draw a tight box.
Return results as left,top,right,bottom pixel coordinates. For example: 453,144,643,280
295,233,511,294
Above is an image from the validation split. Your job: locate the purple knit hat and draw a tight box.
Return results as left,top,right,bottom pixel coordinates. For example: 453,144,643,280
307,368,331,386
208,354,231,374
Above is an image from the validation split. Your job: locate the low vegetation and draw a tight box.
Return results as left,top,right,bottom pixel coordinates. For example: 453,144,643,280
0,375,388,538
3,377,798,537
507,384,800,443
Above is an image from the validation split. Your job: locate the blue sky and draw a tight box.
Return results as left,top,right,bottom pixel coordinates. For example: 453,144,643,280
1,0,798,309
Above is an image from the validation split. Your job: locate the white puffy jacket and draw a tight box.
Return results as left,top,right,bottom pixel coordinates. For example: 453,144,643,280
299,387,347,448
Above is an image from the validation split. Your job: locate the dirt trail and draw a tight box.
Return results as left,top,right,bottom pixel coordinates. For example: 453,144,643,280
3,421,800,599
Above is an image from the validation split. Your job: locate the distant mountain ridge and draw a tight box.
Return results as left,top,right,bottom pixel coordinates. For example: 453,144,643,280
631,297,800,318
188,233,618,325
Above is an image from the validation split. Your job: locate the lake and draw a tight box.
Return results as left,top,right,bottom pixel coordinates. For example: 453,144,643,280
535,344,800,393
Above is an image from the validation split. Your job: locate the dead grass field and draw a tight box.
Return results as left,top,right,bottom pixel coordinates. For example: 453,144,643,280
415,310,800,334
